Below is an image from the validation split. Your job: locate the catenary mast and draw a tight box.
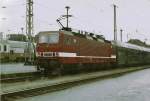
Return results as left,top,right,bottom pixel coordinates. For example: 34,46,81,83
25,0,34,64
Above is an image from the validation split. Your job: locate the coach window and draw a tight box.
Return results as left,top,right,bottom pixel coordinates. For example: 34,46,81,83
4,45,7,52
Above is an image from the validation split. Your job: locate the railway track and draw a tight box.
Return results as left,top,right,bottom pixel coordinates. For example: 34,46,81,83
1,78,86,101
1,65,150,101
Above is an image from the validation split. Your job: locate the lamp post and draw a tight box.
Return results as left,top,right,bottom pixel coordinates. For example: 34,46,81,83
120,29,123,42
113,4,117,41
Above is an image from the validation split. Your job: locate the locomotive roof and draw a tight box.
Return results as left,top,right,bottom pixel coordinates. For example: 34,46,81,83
38,31,59,34
61,30,111,43
38,30,110,43
112,41,150,52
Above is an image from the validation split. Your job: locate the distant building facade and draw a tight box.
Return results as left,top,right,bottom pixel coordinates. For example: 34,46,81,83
0,39,27,53
0,33,36,62
0,32,4,40
0,39,28,62
7,34,27,42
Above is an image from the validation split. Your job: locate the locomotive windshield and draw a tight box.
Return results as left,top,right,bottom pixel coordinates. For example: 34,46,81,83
39,33,59,44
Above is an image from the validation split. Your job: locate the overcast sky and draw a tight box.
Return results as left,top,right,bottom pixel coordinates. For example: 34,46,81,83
0,0,150,44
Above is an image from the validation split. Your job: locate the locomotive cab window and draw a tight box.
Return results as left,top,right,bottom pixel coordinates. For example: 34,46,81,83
39,33,59,44
39,35,48,43
49,34,59,43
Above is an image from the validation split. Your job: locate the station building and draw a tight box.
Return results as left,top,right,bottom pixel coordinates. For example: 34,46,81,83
0,39,28,62
0,39,27,53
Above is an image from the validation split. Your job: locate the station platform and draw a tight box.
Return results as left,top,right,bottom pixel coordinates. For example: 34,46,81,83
1,65,150,95
0,63,37,75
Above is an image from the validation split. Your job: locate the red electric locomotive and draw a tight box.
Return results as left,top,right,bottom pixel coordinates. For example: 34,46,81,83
36,30,116,74
35,6,150,75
